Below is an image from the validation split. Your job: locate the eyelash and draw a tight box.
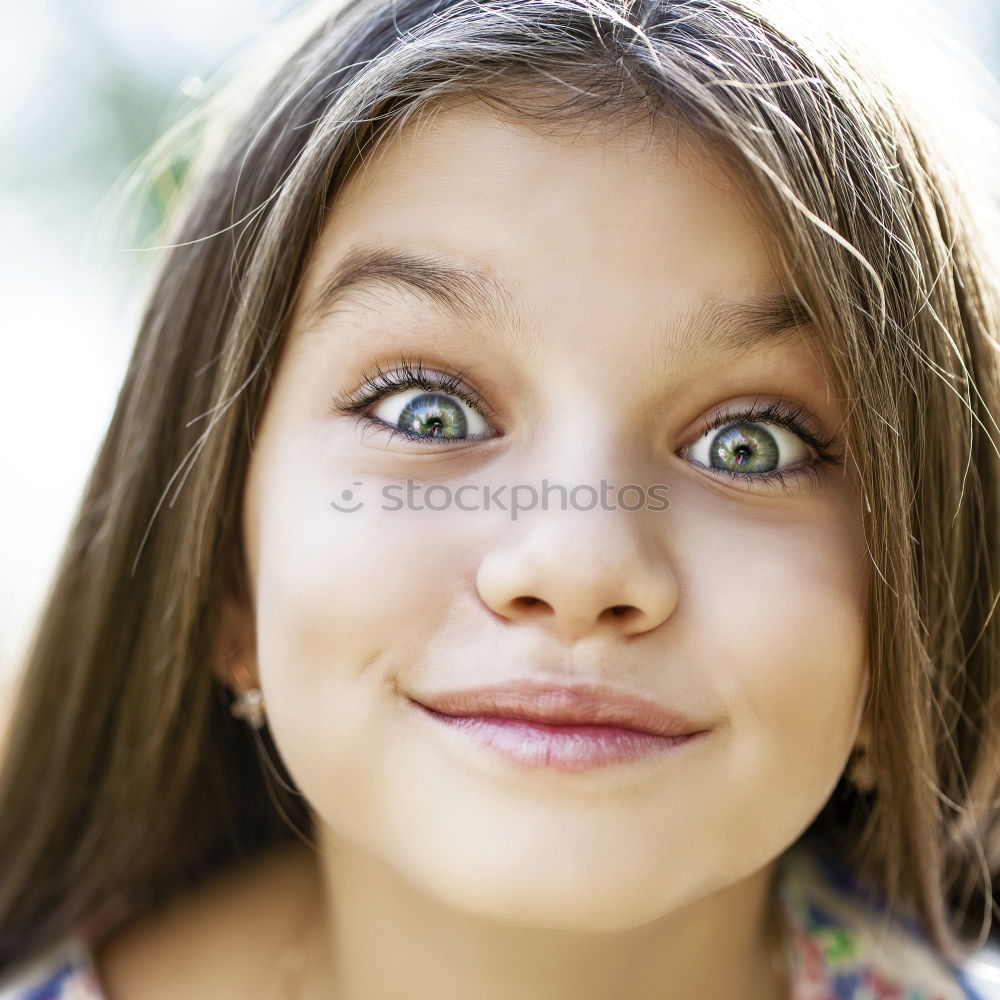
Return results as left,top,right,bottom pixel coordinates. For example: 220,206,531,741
687,398,843,494
329,358,843,492
329,357,497,446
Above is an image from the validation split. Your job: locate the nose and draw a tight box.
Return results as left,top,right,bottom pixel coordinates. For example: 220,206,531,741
475,504,678,644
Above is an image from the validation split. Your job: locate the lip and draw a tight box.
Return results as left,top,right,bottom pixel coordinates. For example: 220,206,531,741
408,680,708,738
409,681,709,773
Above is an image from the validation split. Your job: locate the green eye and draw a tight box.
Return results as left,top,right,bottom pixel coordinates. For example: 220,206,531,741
713,423,778,471
329,358,498,445
373,389,492,441
689,420,809,475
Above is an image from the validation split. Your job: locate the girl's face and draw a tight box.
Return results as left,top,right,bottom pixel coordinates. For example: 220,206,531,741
228,98,869,929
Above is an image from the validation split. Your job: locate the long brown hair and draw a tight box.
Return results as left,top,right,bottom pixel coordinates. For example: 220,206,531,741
2,0,999,973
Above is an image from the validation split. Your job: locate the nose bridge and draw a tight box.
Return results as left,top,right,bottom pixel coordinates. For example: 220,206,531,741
526,396,665,517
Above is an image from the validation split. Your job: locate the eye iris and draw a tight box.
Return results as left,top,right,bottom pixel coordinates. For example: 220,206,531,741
398,392,468,439
709,422,779,472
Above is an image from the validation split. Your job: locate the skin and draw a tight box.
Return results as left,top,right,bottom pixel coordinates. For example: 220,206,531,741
100,98,872,1000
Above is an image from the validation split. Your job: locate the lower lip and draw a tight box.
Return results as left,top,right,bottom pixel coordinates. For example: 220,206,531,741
415,705,701,772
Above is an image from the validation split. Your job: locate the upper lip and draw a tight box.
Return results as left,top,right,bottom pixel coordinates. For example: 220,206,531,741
410,680,707,738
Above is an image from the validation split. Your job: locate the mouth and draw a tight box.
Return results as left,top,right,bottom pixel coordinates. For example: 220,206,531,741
408,680,710,773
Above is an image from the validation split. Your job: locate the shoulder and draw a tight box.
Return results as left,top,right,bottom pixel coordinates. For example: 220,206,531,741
0,933,104,1000
93,841,319,1000
775,842,1000,1000
2,841,318,1000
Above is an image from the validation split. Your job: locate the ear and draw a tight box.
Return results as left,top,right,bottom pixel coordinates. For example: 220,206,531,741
210,546,259,693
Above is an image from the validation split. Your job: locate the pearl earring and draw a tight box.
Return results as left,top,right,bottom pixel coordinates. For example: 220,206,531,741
230,685,266,729
847,743,876,793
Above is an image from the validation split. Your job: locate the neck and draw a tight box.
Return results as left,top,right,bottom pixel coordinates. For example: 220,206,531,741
284,839,791,1000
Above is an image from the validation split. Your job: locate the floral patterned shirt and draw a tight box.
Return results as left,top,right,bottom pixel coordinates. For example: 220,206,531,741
2,843,998,999
0,934,103,1000
772,843,1000,999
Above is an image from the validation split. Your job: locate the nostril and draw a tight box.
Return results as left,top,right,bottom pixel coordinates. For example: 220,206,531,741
602,605,643,627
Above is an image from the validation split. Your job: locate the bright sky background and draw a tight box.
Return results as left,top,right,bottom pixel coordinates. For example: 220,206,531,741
1,0,999,688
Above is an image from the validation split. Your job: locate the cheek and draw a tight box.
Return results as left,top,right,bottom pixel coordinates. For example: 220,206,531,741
254,501,455,677
249,420,471,675
683,497,868,800
246,447,475,832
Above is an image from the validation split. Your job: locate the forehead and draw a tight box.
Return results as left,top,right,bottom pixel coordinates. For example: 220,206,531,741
282,97,820,392
309,98,783,295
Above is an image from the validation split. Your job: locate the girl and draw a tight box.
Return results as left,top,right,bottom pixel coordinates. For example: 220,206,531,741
1,0,999,997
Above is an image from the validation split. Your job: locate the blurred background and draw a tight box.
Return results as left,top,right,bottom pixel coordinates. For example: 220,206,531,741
0,0,298,697
1,0,1000,695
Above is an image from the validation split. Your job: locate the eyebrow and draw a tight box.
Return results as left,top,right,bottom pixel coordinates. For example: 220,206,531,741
301,244,812,360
